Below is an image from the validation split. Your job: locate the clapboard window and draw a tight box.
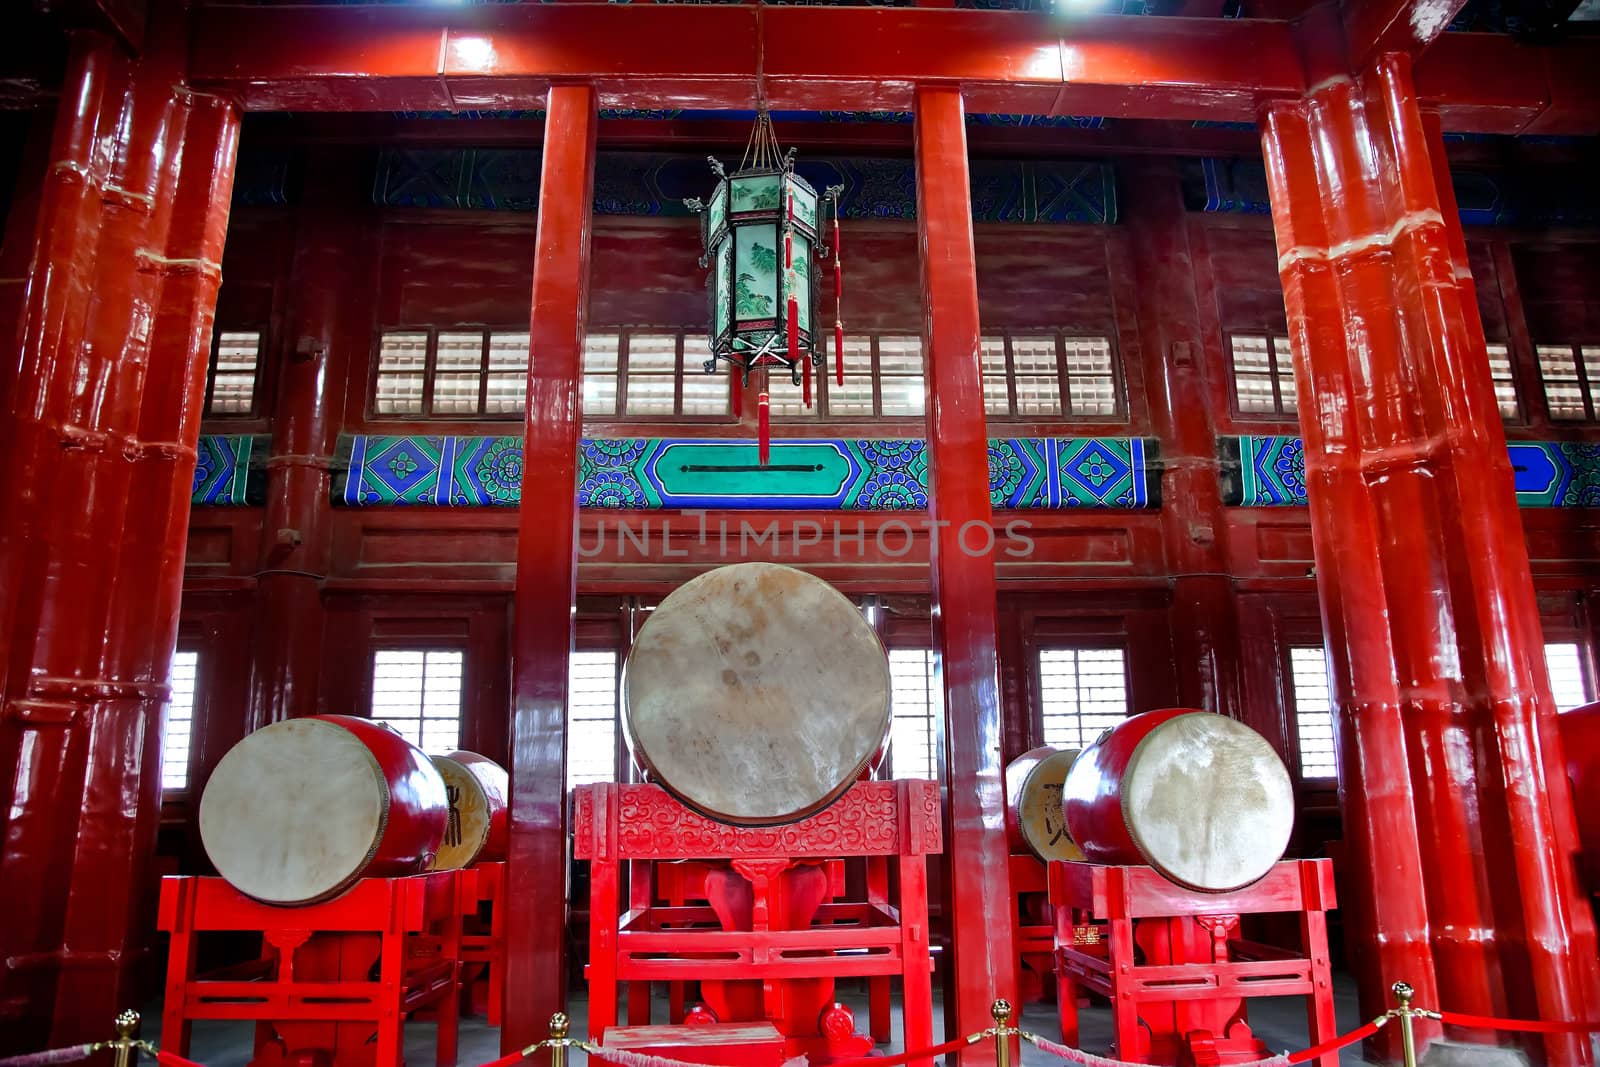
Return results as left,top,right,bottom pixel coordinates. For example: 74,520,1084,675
1229,333,1298,417
1289,646,1337,780
370,648,464,755
161,651,200,792
1536,344,1600,421
888,649,938,781
205,330,264,417
582,330,733,419
1547,642,1593,712
372,328,530,419
567,651,619,792
1485,342,1521,421
773,334,924,419
980,333,1123,419
1037,647,1128,749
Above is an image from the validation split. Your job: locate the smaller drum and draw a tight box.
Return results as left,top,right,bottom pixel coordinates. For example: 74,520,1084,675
1005,746,1084,862
199,715,449,905
429,751,510,870
1062,709,1294,893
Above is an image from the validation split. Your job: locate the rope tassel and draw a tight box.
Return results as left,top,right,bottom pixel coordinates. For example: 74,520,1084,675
757,390,770,466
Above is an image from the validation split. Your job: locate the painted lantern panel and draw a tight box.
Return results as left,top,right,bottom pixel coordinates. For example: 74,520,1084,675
788,232,812,335
707,181,727,241
731,173,783,214
713,240,732,341
790,179,819,232
735,223,779,327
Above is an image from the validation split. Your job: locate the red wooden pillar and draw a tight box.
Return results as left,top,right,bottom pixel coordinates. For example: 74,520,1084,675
247,155,373,730
504,83,596,1054
1262,54,1600,1063
914,85,1017,1065
0,21,239,1050
1121,160,1243,719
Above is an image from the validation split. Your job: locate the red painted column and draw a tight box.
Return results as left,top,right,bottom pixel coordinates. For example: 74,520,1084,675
0,19,240,1049
1262,54,1600,1063
504,83,596,1054
247,155,372,730
1121,161,1243,718
914,84,1017,1065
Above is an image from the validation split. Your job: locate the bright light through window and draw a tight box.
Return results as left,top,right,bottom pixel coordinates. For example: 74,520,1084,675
1038,648,1128,749
162,651,200,791
888,650,938,780
567,651,618,791
1546,642,1592,712
371,649,464,755
1289,646,1337,779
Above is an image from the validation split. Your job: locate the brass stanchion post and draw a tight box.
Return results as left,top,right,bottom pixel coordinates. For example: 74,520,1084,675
1392,981,1419,1067
991,999,1016,1067
549,1012,569,1067
110,1011,140,1067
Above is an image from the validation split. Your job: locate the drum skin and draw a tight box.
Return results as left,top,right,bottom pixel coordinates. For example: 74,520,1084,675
199,714,449,905
1062,708,1295,893
1005,746,1084,862
429,751,510,870
1559,702,1600,888
623,562,892,826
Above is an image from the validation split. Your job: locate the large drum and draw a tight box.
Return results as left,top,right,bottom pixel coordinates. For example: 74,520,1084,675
1005,746,1084,862
1062,708,1294,892
429,750,510,871
624,562,892,825
199,714,450,905
1559,701,1600,887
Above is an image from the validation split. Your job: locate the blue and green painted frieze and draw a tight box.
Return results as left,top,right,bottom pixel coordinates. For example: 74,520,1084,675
192,435,268,506
1221,435,1600,508
329,435,1158,510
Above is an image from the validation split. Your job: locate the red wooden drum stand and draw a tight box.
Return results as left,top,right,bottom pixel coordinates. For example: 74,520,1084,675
459,862,506,1025
1049,859,1338,1067
1010,853,1057,1005
574,779,939,1065
157,871,475,1067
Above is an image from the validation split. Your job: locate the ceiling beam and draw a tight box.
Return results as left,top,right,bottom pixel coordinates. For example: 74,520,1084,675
187,5,1600,136
188,5,1305,121
1341,0,1471,71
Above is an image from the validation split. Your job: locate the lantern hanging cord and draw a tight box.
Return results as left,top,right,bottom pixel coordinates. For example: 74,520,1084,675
740,110,784,173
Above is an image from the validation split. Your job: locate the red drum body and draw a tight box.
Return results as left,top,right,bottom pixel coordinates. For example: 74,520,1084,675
199,714,450,905
1005,746,1084,861
624,562,892,826
1062,708,1294,893
1559,701,1600,888
429,750,510,870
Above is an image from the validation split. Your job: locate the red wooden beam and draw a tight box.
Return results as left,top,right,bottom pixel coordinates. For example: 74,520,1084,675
1413,32,1600,135
1340,0,1470,73
187,5,1304,120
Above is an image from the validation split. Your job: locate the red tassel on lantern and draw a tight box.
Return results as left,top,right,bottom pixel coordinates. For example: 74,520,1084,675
833,206,845,388
731,370,742,418
803,348,813,409
757,390,770,466
835,323,845,387
785,192,794,268
787,296,799,366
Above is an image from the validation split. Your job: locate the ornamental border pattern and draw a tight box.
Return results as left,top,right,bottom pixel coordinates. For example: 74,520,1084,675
331,435,1159,510
1221,435,1600,508
192,434,268,506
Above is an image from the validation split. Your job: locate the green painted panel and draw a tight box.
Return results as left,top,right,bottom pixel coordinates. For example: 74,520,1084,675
651,441,854,500
789,176,818,230
734,224,778,324
731,173,781,213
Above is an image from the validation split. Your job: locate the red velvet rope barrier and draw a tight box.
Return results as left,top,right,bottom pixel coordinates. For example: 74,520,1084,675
475,1049,535,1067
823,1034,975,1067
1437,1010,1600,1034
155,1049,211,1067
1285,1016,1389,1063
0,1044,95,1067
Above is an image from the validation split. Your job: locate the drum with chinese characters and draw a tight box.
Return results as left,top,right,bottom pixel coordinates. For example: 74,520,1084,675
199,714,450,905
428,750,510,870
623,562,892,825
1005,746,1084,862
1062,708,1294,892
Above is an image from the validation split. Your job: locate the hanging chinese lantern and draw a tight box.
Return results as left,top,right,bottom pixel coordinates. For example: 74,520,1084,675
687,112,843,465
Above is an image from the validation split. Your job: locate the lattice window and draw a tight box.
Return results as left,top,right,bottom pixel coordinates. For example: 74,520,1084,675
1546,642,1593,712
1229,333,1298,417
370,649,464,755
877,336,926,417
1536,344,1600,421
567,651,619,791
583,332,622,416
162,651,200,791
772,334,924,419
206,331,263,416
980,333,1122,419
373,329,530,418
1485,342,1521,421
1288,646,1337,779
888,649,939,780
1037,647,1128,749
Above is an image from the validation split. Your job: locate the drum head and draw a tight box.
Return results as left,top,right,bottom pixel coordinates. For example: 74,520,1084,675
429,756,492,871
624,562,892,825
1017,749,1084,862
200,718,389,905
1122,712,1294,892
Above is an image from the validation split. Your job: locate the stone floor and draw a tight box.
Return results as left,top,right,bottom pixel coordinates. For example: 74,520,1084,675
143,975,1383,1066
